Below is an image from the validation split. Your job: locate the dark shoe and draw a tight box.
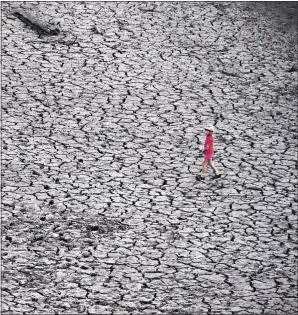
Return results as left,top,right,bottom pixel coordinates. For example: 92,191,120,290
214,173,221,178
196,175,205,180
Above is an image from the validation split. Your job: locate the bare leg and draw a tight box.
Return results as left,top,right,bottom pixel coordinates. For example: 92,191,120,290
202,158,209,174
208,159,218,173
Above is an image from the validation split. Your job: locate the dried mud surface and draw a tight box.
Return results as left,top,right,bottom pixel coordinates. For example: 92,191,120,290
1,2,297,315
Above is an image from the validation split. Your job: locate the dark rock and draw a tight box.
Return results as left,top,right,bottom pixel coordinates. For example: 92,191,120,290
286,65,298,72
88,224,99,231
34,235,44,241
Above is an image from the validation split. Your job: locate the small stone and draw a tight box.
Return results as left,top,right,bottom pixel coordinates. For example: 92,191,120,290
253,279,276,289
34,234,44,241
82,251,90,258
46,213,54,221
88,223,99,231
63,235,72,242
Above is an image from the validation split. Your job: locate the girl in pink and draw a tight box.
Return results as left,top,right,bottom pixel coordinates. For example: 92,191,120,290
197,125,220,180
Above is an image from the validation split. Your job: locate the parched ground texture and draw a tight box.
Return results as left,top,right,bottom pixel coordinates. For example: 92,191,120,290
1,1,297,315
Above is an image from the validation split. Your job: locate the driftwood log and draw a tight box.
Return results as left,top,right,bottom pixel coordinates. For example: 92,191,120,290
13,10,60,35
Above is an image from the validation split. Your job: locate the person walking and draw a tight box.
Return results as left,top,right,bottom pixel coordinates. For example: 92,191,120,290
197,125,221,180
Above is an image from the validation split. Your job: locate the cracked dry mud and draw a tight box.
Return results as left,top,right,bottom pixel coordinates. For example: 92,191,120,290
1,2,297,315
